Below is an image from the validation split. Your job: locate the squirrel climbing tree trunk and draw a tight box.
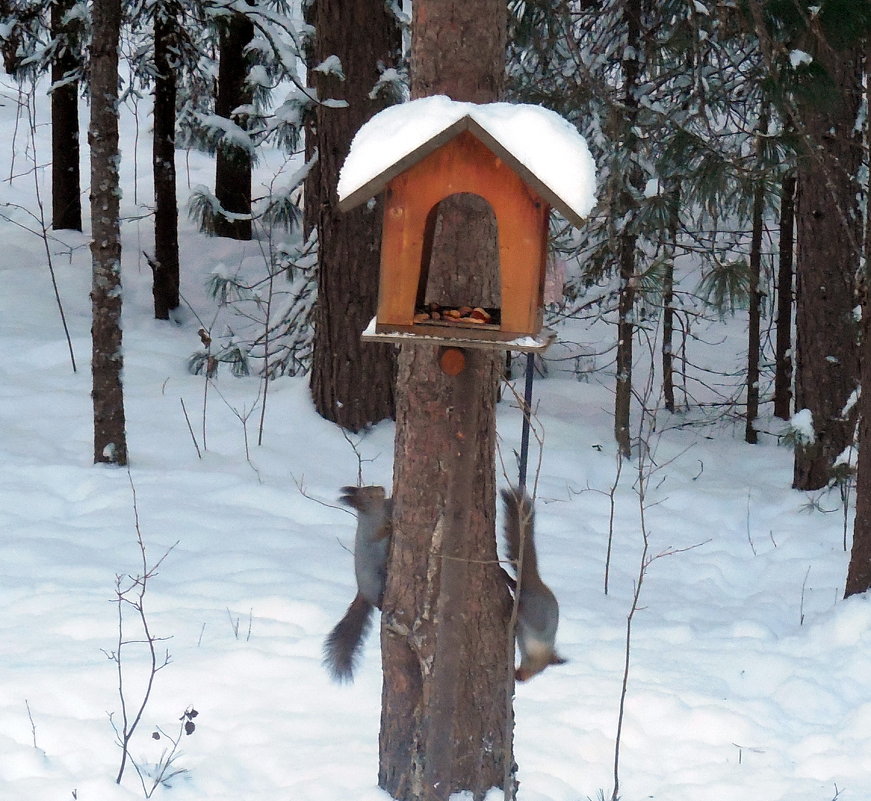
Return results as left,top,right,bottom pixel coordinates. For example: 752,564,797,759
378,2,514,800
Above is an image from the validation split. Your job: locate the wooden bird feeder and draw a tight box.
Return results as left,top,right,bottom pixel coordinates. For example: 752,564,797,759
338,108,591,354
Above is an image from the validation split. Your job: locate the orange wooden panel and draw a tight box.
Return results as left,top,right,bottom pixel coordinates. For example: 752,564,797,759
377,130,548,337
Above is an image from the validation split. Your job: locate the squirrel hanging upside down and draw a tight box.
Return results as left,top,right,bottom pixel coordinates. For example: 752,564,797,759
322,485,392,683
322,484,564,683
501,486,566,681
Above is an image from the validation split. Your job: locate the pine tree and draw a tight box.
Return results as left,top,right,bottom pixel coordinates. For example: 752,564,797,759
212,0,255,240
743,0,869,488
844,19,871,597
791,31,863,490
50,0,83,231
180,1,308,240
0,1,86,231
773,171,796,420
89,0,127,465
151,0,183,318
507,1,795,440
307,0,401,432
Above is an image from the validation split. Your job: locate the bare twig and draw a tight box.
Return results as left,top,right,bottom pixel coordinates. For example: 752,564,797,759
611,330,706,801
604,450,623,596
17,79,77,373
799,565,812,626
745,488,757,556
207,380,263,480
130,707,199,798
226,608,254,642
500,376,546,497
24,699,39,750
179,398,202,459
338,428,381,487
290,472,355,517
106,469,179,786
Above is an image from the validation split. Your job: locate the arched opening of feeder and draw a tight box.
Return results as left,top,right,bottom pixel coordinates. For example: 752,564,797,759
413,192,502,332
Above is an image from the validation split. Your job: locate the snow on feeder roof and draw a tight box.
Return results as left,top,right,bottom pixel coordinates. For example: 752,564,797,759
337,95,596,228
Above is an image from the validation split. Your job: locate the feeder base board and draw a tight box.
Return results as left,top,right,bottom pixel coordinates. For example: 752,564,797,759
361,319,556,353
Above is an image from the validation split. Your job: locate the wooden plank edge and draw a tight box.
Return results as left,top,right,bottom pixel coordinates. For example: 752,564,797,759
361,325,557,354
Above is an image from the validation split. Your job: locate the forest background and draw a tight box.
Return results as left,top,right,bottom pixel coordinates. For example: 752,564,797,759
1,1,871,800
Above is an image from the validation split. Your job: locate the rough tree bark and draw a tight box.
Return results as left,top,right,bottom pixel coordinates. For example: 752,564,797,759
745,115,766,445
792,43,861,489
89,0,127,466
151,0,180,319
614,228,636,456
773,172,795,421
302,0,318,243
661,185,679,414
613,0,642,458
845,48,871,597
308,0,398,431
378,2,514,800
213,2,253,241
50,0,81,231
845,287,871,596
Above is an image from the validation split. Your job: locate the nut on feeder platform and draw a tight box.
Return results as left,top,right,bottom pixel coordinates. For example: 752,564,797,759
337,97,596,361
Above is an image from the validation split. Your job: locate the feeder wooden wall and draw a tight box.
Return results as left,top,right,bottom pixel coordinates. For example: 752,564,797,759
376,130,549,342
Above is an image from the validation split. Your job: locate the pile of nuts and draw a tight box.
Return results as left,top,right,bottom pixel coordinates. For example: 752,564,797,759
413,303,497,326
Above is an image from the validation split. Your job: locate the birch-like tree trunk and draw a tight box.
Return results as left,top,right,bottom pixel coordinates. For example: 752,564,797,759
89,0,126,465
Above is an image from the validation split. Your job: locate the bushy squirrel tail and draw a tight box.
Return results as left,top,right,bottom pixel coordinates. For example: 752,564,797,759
322,592,374,683
500,487,542,590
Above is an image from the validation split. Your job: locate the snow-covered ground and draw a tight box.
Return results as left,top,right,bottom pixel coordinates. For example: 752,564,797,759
1,76,869,801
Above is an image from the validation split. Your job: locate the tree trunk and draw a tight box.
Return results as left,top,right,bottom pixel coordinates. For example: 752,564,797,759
773,171,795,421
302,0,318,244
213,4,253,241
614,232,635,457
845,49,871,597
745,116,766,445
50,0,81,232
89,0,126,466
793,44,862,490
152,1,180,319
661,186,678,414
613,0,642,458
845,288,871,595
308,0,398,431
379,3,513,799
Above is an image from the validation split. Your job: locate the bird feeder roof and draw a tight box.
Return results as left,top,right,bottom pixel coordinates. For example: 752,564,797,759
337,96,597,228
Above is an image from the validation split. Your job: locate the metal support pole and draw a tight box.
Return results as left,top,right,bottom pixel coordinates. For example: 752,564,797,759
517,352,535,490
